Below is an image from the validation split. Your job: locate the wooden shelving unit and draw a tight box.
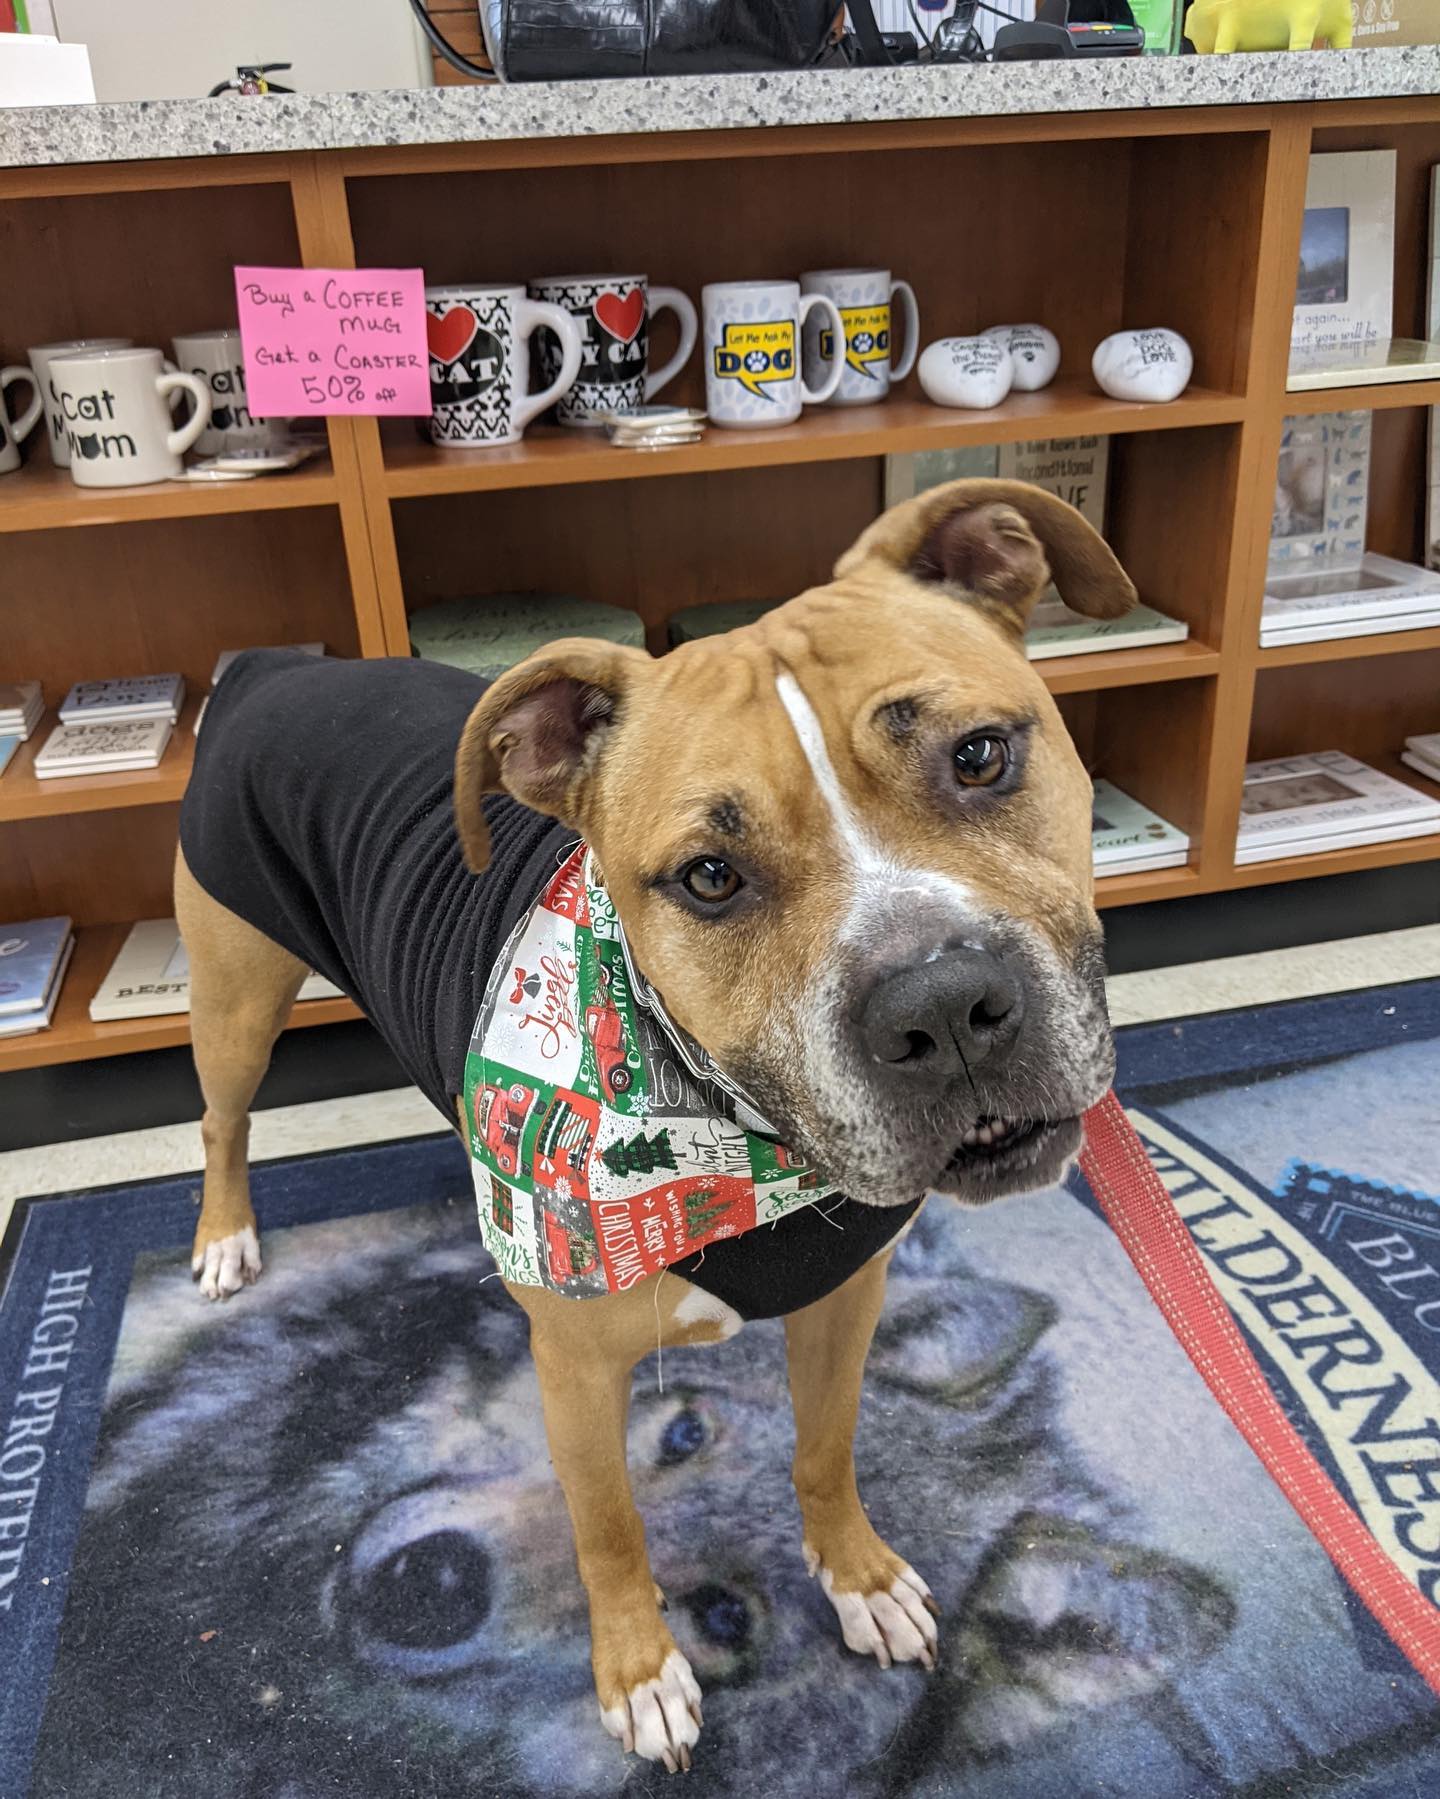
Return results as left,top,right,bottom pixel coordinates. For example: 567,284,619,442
378,385,1248,495
0,925,359,1073
2,95,1439,1072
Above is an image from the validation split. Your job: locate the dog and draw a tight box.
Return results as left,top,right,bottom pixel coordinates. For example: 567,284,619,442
173,477,1137,1771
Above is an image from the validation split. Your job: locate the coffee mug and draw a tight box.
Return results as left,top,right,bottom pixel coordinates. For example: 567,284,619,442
0,365,42,475
800,268,920,407
172,328,288,456
424,283,583,448
702,280,844,428
48,347,211,488
526,275,699,427
10,338,133,468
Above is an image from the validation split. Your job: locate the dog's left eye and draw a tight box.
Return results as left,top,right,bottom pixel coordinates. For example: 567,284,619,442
681,857,743,903
953,734,1008,788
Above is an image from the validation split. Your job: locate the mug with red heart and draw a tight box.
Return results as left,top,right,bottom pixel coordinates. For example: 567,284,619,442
424,283,583,449
526,275,699,428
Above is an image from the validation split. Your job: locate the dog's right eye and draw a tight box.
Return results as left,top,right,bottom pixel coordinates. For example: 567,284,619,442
680,857,743,904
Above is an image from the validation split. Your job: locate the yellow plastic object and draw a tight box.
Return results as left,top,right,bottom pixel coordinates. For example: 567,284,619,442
1184,0,1352,51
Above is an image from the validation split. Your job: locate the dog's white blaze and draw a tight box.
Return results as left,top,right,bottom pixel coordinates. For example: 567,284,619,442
774,670,978,937
775,670,874,869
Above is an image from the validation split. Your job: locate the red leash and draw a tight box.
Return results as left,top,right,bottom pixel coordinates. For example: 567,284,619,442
1081,1090,1440,1697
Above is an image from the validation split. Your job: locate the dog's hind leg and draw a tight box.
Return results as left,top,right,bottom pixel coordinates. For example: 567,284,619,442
785,1249,940,1671
175,847,306,1299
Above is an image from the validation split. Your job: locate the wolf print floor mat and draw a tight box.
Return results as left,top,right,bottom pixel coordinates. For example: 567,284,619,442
1,981,1438,1798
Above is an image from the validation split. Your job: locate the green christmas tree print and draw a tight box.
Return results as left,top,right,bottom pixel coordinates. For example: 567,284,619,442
684,1187,733,1239
601,1128,678,1180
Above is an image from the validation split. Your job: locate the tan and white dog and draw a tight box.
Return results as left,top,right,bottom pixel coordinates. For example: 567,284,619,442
175,477,1136,1772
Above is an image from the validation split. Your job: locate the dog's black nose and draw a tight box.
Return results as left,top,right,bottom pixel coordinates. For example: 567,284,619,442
860,949,1023,1078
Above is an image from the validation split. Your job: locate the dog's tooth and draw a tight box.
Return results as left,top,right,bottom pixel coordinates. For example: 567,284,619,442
976,1124,994,1146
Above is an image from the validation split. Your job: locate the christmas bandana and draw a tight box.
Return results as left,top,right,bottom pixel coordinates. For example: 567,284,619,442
463,845,840,1297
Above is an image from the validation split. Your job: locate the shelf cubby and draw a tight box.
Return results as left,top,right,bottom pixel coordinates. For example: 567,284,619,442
1,100,1436,1071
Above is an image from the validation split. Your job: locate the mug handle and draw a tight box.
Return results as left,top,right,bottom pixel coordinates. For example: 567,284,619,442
644,287,699,401
163,357,190,418
159,371,212,455
514,298,583,434
799,295,845,406
0,366,43,443
889,280,920,382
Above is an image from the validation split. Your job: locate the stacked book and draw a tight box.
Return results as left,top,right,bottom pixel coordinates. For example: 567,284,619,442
0,916,75,1039
1092,780,1190,878
195,641,326,735
1401,732,1440,786
89,919,344,1022
59,672,184,727
33,674,183,781
410,596,643,679
0,680,45,777
1261,554,1440,648
1237,750,1440,866
1026,598,1189,661
0,681,44,739
195,641,325,734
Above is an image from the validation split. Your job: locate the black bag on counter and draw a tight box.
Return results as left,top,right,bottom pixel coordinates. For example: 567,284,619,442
477,0,878,82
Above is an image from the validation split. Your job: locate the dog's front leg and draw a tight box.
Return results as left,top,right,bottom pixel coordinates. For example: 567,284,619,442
785,1251,939,1670
519,1286,703,1773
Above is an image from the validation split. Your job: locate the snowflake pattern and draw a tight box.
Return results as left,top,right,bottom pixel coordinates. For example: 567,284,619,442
551,1175,573,1203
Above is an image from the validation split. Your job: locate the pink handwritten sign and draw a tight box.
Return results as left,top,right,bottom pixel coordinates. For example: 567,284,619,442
234,265,431,416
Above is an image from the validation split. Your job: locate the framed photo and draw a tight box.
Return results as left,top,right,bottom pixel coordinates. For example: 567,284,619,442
883,435,1108,532
1268,410,1371,571
1290,150,1396,367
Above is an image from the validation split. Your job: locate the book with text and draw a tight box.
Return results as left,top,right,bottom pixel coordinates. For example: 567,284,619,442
0,916,74,1017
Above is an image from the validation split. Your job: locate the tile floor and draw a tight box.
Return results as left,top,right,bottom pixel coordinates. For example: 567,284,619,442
2,923,1438,1238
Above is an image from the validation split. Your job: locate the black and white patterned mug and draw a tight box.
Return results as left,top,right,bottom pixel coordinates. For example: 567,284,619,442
526,274,698,428
425,283,583,449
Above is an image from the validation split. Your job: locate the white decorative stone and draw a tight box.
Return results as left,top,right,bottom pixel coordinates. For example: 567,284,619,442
1092,328,1193,403
917,337,1014,411
981,323,1059,391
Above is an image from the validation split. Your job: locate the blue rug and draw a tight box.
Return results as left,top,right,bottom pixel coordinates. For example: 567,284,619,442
1,982,1438,1797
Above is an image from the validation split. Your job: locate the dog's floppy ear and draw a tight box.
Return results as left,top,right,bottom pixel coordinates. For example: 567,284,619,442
834,478,1136,634
453,637,651,873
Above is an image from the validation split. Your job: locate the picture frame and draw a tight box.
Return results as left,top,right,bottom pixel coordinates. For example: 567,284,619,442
883,435,1108,530
1267,409,1371,572
1289,150,1396,369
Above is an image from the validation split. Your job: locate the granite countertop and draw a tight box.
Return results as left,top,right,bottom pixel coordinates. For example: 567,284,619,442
2,45,1438,171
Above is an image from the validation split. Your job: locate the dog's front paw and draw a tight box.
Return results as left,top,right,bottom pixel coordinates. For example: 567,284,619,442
598,1646,703,1773
192,1225,261,1300
805,1542,939,1670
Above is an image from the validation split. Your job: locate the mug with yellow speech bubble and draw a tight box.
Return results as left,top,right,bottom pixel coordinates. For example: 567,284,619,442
702,280,844,429
800,268,920,408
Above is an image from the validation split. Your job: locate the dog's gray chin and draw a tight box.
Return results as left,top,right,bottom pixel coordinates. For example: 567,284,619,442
930,1115,1084,1208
